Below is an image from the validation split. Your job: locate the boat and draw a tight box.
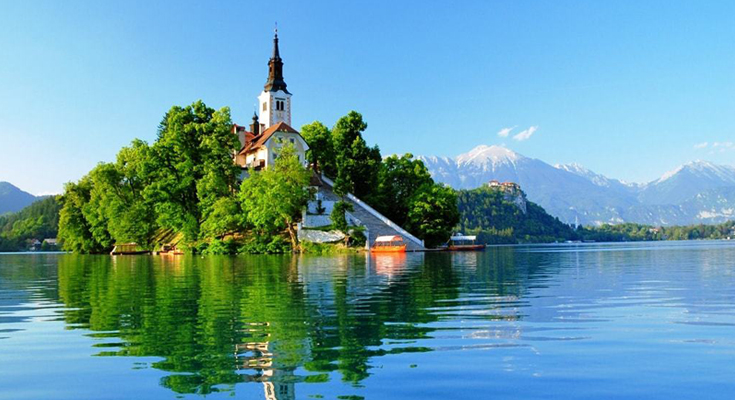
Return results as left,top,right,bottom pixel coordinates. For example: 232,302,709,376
110,243,150,255
158,244,184,255
446,234,486,251
370,235,407,253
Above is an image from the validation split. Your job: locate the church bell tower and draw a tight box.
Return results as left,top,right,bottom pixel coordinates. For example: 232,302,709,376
258,29,292,129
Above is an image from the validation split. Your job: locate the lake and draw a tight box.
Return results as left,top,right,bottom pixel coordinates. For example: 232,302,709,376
1,241,735,399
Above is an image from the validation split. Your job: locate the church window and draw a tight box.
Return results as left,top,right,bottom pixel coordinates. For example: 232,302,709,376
262,102,267,111
289,138,295,144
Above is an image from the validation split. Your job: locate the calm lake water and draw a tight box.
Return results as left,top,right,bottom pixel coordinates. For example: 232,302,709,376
2,241,735,399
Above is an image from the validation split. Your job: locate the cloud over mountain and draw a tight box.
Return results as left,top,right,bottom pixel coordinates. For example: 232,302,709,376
512,126,537,141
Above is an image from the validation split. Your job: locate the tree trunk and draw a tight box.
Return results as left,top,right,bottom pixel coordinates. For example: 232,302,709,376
286,220,299,252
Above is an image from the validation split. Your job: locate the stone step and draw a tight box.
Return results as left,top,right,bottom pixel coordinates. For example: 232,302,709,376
310,176,426,251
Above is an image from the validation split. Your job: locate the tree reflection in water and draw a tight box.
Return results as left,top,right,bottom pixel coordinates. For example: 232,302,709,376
54,252,478,398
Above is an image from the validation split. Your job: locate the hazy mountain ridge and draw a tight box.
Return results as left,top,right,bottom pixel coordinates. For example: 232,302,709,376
418,146,735,226
0,182,38,215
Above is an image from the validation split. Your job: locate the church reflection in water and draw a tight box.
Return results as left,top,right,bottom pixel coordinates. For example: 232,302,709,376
235,339,295,400
52,246,531,399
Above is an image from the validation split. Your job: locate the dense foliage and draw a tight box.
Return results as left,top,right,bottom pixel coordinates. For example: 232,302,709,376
240,146,312,249
457,186,576,244
0,197,61,251
580,221,735,242
302,114,459,247
55,100,318,254
58,101,243,253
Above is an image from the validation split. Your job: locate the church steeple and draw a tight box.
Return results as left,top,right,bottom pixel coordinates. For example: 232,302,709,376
264,29,289,94
258,27,292,129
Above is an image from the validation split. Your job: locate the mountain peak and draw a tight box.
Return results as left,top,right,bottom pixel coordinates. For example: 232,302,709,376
555,162,591,175
456,145,523,166
0,181,38,215
657,160,735,184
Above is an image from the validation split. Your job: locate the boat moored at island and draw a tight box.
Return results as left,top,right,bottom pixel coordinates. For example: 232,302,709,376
110,243,150,255
445,234,486,251
370,235,407,253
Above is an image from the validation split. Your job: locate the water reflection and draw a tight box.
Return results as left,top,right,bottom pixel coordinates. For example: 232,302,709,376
3,242,735,399
50,253,461,397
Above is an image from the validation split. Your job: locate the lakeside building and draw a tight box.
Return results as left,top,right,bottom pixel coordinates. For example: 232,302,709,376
233,31,309,172
233,30,426,251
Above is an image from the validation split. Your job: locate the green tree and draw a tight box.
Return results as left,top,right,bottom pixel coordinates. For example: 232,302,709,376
199,197,243,240
331,111,381,199
239,145,312,250
301,121,335,176
58,177,111,253
373,153,434,227
85,140,158,247
406,184,460,247
144,101,240,244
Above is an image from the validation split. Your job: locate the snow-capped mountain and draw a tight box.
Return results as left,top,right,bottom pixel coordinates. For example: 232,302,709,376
419,145,735,226
555,163,631,189
638,161,735,205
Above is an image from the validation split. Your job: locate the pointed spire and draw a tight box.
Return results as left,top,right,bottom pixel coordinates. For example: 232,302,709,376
272,24,281,60
264,26,289,93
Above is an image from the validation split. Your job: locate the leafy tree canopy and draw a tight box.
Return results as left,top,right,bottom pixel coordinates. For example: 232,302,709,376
239,145,312,250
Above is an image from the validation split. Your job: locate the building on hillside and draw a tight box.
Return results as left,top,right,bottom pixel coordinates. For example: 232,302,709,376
487,180,521,193
233,30,308,172
501,181,521,192
487,180,527,214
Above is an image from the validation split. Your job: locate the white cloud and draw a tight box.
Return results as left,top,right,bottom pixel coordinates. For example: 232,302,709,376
713,141,735,149
497,127,515,138
513,126,538,141
694,142,708,149
698,141,735,153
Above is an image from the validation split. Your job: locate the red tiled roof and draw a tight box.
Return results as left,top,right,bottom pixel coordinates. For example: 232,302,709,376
239,122,299,155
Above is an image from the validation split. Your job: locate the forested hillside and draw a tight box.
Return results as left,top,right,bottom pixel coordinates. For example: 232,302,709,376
0,181,38,214
0,197,61,251
457,186,577,244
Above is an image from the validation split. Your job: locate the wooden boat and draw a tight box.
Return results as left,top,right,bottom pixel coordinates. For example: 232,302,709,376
110,243,150,255
158,244,184,255
371,235,407,253
446,234,486,251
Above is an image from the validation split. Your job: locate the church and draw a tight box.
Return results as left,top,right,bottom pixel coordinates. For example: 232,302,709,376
233,31,309,171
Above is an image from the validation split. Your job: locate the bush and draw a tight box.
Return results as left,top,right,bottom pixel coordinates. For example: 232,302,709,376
238,235,291,254
301,242,349,255
348,227,367,247
200,238,239,255
330,201,353,232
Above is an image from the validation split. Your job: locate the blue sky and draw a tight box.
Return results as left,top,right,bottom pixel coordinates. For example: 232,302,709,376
2,1,735,194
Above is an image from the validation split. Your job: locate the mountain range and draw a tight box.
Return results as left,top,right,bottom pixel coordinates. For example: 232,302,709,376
419,145,735,226
0,182,39,215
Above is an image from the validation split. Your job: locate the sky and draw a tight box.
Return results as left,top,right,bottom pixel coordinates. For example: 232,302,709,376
1,1,735,195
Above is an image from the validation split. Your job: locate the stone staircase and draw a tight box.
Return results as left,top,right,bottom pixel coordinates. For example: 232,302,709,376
316,175,426,251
